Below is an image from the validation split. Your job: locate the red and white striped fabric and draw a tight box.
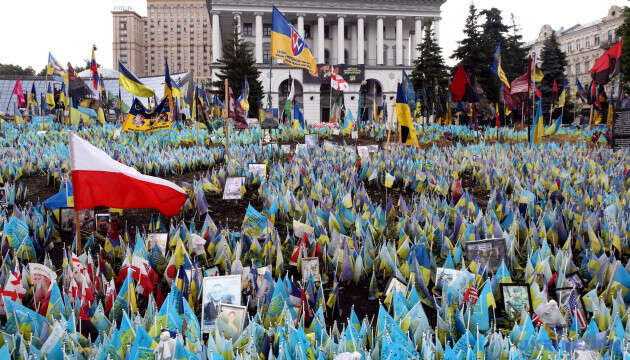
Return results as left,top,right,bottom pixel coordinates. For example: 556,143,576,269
2,264,26,302
331,73,349,92
69,132,187,216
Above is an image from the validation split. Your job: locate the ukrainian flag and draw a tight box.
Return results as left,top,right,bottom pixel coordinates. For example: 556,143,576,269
395,82,419,148
491,43,510,88
530,99,544,144
164,57,175,119
118,60,155,98
271,6,317,75
46,83,55,109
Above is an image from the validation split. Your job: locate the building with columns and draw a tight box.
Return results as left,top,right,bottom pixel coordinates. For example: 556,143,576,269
112,0,212,80
207,0,446,124
527,5,624,94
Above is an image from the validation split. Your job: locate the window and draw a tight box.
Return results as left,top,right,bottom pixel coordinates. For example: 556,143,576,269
609,30,613,43
263,23,272,36
324,25,330,39
584,61,589,72
344,25,349,40
575,63,580,74
586,39,590,48
263,42,271,63
567,64,572,74
568,43,572,53
324,49,330,64
576,40,580,51
304,24,311,39
243,23,253,36
594,34,600,46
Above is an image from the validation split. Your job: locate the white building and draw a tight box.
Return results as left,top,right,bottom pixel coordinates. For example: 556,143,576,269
207,0,446,124
527,5,624,94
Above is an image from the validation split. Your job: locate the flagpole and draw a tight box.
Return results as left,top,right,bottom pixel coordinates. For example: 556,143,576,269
224,78,230,156
74,209,82,256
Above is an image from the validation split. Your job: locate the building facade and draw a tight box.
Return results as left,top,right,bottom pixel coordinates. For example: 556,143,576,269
112,0,212,80
528,5,624,94
207,0,446,124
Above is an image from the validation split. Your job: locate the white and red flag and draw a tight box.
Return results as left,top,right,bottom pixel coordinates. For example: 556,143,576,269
69,132,187,216
331,73,349,92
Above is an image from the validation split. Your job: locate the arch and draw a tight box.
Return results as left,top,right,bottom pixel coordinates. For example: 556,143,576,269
358,79,383,122
319,84,345,123
278,78,303,123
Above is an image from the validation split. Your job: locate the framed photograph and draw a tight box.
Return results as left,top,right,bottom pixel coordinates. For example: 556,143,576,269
147,233,168,255
201,274,242,332
566,272,584,289
555,287,586,329
223,177,245,200
385,277,407,297
500,283,533,321
357,146,369,161
281,145,292,154
78,209,95,233
247,163,266,179
217,303,247,336
305,134,319,148
435,268,461,290
0,187,6,205
95,213,110,234
368,145,379,154
351,130,358,139
332,129,340,136
59,207,75,233
301,257,321,283
463,238,507,273
296,143,307,152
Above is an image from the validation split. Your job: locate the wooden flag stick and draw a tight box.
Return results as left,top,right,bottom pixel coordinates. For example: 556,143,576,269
74,209,82,254
224,78,230,156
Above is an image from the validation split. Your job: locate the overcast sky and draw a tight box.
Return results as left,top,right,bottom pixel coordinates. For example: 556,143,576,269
0,0,625,71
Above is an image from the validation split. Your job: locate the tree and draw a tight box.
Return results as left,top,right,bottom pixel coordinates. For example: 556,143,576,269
411,28,449,90
503,13,529,83
477,8,509,102
451,4,485,85
616,6,630,93
540,32,567,116
0,64,35,76
212,22,264,118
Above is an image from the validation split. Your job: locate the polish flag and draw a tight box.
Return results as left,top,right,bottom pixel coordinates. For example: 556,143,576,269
69,132,187,216
331,73,349,92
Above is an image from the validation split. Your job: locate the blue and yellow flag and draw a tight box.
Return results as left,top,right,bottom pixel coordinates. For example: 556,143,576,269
396,82,419,148
271,6,317,75
119,61,155,98
342,109,354,135
530,99,544,144
46,83,55,109
164,57,174,119
491,43,510,88
237,77,250,112
123,98,171,132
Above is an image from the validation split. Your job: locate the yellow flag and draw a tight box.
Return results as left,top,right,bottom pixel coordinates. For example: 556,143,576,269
557,90,566,108
534,67,544,82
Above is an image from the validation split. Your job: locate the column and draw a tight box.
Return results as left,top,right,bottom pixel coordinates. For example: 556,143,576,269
255,12,263,63
331,24,338,64
317,14,325,64
407,36,411,66
396,16,403,65
211,11,221,62
297,13,305,37
357,16,365,65
232,11,242,37
350,24,357,65
337,15,345,64
414,17,422,59
433,17,440,44
376,16,384,65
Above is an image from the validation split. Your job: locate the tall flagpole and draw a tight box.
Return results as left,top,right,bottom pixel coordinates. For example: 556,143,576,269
225,78,230,156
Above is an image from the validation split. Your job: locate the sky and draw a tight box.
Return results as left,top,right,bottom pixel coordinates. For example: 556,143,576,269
0,0,625,71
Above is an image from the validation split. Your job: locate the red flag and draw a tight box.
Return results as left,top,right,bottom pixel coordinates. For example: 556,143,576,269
69,132,187,216
12,77,25,107
495,104,500,128
449,65,470,102
591,39,623,84
510,73,530,95
553,79,558,93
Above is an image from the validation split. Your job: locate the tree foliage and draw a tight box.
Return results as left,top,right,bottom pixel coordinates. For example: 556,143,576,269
616,6,630,93
477,8,508,102
540,33,567,114
212,23,264,118
451,4,484,83
411,28,449,90
0,64,35,76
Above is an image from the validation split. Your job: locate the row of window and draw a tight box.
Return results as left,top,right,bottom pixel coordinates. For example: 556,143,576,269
566,30,615,53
